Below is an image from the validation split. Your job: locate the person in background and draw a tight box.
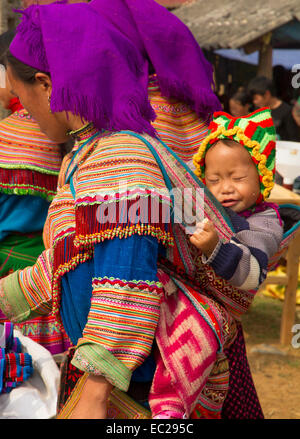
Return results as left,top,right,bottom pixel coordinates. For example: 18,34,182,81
248,76,300,142
229,88,253,117
0,30,22,113
292,95,300,127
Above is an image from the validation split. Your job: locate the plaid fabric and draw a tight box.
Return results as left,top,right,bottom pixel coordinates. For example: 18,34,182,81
222,324,264,419
56,347,84,415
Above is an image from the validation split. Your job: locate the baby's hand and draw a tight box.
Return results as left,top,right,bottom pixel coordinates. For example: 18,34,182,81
189,219,219,258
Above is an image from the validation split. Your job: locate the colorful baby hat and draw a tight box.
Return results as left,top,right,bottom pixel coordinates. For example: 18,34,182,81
193,107,276,201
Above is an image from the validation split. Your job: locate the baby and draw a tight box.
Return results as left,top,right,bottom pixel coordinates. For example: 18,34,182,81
191,107,283,291
149,108,283,420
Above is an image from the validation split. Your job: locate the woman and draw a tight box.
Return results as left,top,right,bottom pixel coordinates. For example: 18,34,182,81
0,29,71,355
1,0,261,419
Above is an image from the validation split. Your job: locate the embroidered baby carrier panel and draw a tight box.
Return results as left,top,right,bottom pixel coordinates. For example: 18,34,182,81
0,109,62,201
45,131,174,321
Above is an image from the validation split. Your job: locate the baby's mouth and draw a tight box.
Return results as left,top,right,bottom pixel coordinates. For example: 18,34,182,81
221,199,238,207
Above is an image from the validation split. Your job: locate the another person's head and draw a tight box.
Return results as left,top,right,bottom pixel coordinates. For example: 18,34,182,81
0,29,16,109
229,89,252,117
247,76,277,109
193,108,276,211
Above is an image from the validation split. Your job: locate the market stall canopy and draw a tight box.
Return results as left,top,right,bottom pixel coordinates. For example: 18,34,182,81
173,0,300,50
156,0,192,6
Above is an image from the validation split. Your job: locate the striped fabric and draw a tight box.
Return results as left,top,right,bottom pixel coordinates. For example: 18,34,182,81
0,108,71,354
74,131,172,247
0,250,53,323
73,277,162,381
0,109,62,200
42,130,174,320
149,75,209,163
13,316,71,356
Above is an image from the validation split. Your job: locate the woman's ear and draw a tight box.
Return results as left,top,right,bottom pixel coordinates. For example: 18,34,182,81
34,72,52,94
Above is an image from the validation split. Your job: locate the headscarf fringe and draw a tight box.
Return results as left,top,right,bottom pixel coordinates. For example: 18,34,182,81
158,76,221,121
51,86,157,136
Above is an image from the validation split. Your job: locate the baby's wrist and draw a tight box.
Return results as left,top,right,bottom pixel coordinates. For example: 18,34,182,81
202,237,220,258
201,239,222,264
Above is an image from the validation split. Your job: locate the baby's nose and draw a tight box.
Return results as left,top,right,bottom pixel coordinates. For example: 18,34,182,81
221,181,235,193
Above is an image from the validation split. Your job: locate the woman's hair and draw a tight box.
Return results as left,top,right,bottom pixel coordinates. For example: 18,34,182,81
230,88,252,107
6,51,72,158
6,50,48,84
0,30,16,65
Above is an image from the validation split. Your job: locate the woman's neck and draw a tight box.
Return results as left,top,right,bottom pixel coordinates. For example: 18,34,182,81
66,113,90,133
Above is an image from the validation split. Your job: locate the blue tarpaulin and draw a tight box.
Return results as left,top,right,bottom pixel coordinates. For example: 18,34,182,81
215,49,300,70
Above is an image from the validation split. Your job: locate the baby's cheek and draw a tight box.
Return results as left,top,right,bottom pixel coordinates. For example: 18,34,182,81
206,183,218,197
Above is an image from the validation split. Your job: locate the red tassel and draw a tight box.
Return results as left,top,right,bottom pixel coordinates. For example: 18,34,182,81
75,195,173,247
0,167,58,199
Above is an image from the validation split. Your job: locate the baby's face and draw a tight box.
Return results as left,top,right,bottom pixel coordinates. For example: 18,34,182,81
204,140,261,212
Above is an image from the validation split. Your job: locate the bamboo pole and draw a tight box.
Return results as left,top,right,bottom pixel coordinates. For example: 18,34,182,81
280,230,300,345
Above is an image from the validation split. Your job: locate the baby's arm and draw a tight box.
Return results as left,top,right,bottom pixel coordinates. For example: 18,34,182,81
190,209,283,291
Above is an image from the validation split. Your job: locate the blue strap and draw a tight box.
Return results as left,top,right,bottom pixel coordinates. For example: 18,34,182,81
65,132,100,199
119,130,176,223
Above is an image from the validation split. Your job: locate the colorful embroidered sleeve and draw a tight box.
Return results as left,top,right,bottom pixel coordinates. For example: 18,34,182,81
0,249,53,322
71,235,163,391
202,208,283,290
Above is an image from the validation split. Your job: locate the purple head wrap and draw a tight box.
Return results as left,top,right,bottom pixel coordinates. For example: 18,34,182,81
10,0,221,135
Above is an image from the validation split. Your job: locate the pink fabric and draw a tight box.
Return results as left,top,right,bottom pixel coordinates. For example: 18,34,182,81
149,274,219,417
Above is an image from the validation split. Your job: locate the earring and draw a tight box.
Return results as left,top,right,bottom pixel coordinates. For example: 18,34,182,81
48,95,52,113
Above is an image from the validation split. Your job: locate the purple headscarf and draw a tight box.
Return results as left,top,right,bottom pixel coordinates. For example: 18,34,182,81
10,0,221,135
